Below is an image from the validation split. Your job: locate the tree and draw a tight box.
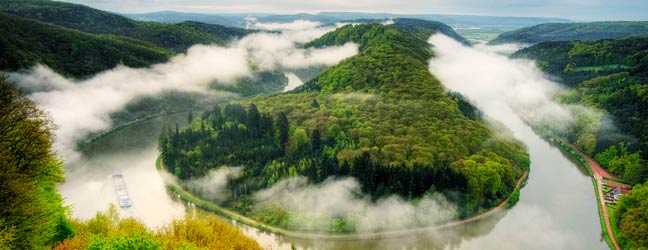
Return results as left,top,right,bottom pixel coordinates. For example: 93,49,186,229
187,111,193,124
311,129,322,153
0,76,74,248
276,112,289,153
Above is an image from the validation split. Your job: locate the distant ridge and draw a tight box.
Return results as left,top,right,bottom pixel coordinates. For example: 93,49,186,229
490,21,648,44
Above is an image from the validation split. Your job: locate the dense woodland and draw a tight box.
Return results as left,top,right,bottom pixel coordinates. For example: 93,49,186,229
489,21,648,45
161,24,529,232
0,76,264,249
0,76,74,249
0,0,250,52
515,36,648,248
0,13,172,78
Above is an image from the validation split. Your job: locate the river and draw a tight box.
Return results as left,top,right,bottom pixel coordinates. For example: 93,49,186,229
59,41,609,250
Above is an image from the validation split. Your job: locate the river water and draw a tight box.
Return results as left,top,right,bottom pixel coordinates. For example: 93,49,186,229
59,41,609,249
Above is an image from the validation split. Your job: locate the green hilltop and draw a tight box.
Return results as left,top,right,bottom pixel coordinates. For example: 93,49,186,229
162,23,529,232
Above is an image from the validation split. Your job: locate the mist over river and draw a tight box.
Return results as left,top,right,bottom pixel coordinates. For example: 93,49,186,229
58,36,608,249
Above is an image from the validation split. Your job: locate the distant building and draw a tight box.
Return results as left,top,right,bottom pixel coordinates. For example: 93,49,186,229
605,187,623,203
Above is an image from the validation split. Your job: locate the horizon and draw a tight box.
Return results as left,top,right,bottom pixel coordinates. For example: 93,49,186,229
60,0,648,21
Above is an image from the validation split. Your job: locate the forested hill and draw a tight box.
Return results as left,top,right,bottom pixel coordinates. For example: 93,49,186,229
390,18,471,45
514,36,648,183
489,21,648,45
0,0,250,52
513,36,648,249
161,24,530,232
0,13,172,78
512,36,648,87
346,18,471,46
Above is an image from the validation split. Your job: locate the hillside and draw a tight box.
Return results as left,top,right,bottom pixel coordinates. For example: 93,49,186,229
0,0,250,52
490,21,648,45
512,36,648,86
389,18,471,45
161,24,529,232
515,36,648,181
514,36,648,249
0,13,172,78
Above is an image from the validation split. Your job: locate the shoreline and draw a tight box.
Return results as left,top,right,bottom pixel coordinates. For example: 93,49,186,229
156,156,529,241
550,137,621,250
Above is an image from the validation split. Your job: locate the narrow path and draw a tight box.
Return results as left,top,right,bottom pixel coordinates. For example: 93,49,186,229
559,139,620,250
595,174,621,250
158,158,528,240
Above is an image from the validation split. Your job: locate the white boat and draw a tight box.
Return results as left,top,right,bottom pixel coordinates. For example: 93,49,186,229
112,171,132,208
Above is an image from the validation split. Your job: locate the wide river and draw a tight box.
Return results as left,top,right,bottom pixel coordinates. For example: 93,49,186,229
58,107,608,250
59,39,610,250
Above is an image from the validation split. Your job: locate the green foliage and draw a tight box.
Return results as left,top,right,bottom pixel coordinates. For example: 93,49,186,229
161,24,529,231
490,21,648,45
519,36,648,185
0,13,172,78
0,0,250,52
513,36,648,87
0,76,74,249
616,182,648,249
55,206,261,250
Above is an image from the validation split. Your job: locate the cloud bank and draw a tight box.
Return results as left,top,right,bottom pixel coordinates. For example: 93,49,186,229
9,20,358,161
255,176,458,232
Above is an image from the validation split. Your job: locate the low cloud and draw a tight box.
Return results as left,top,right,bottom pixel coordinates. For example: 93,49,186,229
9,20,358,161
247,17,322,31
428,34,590,133
255,176,457,232
187,167,243,202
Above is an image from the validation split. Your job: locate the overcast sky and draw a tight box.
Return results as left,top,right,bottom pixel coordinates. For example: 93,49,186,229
62,0,647,21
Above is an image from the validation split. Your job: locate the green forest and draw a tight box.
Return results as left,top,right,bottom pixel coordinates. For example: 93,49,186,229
0,77,262,249
160,24,529,232
515,36,648,248
490,21,648,45
0,0,250,52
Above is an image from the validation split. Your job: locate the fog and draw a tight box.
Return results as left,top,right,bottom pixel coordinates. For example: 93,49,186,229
9,20,358,161
282,72,304,92
255,176,457,232
428,34,606,250
187,167,243,202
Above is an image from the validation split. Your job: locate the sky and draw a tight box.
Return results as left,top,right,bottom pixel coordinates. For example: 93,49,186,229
61,0,648,21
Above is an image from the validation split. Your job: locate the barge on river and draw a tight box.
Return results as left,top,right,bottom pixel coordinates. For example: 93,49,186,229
112,171,132,208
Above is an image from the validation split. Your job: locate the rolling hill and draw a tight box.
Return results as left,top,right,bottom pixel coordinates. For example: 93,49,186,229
0,12,172,78
490,21,648,45
0,0,250,52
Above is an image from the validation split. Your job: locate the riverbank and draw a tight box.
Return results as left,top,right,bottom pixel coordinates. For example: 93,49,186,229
550,138,620,250
156,157,529,240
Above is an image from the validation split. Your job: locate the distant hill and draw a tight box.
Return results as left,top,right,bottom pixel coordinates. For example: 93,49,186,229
0,0,250,52
390,18,471,45
0,13,172,78
125,11,569,30
489,21,648,45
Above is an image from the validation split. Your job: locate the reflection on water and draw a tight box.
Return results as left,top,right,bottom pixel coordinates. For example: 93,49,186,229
60,107,608,249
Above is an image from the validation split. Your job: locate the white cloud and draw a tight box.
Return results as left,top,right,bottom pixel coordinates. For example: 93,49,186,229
10,20,358,161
